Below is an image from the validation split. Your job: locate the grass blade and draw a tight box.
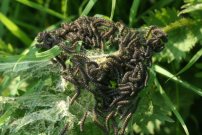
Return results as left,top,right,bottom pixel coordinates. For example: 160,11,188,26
81,0,97,16
15,0,65,19
153,75,189,135
176,48,202,75
0,76,11,94
0,106,16,125
129,0,140,27
0,55,21,62
61,0,68,19
0,0,10,37
0,12,32,47
165,48,202,82
79,0,89,15
154,65,202,96
110,0,116,20
0,46,61,64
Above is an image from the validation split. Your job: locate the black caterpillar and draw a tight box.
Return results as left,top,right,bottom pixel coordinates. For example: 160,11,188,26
36,16,167,135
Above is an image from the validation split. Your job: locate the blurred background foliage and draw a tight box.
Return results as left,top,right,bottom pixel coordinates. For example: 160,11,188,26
0,0,202,135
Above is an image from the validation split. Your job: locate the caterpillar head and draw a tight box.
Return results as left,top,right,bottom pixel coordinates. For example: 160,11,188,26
147,26,168,52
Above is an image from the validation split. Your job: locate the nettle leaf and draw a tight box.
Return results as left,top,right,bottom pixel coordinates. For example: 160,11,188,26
0,59,77,135
0,93,76,135
143,8,178,26
9,98,74,133
179,1,202,19
179,2,202,15
133,90,173,134
162,28,198,62
132,70,173,134
70,122,103,135
143,8,202,63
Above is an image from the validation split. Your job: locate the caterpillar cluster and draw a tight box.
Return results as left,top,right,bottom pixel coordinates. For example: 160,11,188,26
36,16,167,135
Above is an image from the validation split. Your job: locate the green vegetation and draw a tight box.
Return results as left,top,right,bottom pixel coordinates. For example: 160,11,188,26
0,0,202,135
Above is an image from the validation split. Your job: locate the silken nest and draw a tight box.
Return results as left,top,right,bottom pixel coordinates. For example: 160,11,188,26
36,16,168,135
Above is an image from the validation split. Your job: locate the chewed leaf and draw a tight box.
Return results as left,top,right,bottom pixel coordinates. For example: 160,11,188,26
161,28,197,62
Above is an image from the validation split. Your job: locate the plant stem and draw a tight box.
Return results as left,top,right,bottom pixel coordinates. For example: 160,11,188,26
163,18,200,33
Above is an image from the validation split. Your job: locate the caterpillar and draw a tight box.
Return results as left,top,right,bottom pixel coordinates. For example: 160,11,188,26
36,16,167,135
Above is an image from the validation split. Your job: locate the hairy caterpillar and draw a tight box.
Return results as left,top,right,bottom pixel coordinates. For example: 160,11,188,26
36,16,167,135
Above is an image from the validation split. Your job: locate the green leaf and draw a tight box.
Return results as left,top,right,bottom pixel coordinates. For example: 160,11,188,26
24,79,43,95
70,122,103,135
35,46,61,60
9,99,72,133
0,46,60,72
129,0,140,26
0,94,75,134
154,65,202,96
183,0,202,3
75,41,83,52
110,0,116,20
143,8,201,62
0,55,21,63
81,0,97,16
136,0,173,22
0,44,62,73
0,12,32,47
143,8,178,26
179,2,202,15
15,0,65,19
164,28,197,62
109,80,117,88
132,70,173,134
